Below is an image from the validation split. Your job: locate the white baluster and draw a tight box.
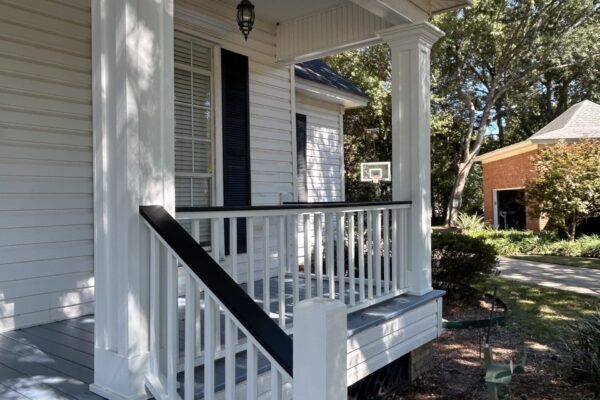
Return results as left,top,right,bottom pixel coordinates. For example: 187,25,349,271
400,209,408,289
374,210,382,297
367,211,374,300
271,369,282,400
326,213,335,299
348,213,356,306
247,342,257,400
358,211,365,303
336,212,345,302
230,217,238,281
303,214,311,299
263,216,270,313
383,209,390,294
392,209,399,291
192,219,200,243
278,216,286,328
247,217,255,298
212,218,220,261
292,215,300,305
204,297,215,400
314,213,323,297
166,254,178,400
184,273,196,400
225,318,236,400
149,234,160,377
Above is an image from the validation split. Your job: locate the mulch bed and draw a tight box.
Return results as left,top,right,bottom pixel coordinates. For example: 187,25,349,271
383,298,597,400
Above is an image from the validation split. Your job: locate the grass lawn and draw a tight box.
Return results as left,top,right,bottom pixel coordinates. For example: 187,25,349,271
477,276,600,343
510,254,600,270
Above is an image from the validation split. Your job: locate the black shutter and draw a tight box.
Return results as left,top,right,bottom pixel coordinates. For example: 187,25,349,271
222,49,250,253
296,113,308,202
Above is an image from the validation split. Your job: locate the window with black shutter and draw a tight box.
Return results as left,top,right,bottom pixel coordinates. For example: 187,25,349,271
222,49,251,253
296,113,308,202
174,34,213,245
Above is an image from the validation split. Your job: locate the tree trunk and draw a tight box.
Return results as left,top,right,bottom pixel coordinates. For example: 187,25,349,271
445,158,476,227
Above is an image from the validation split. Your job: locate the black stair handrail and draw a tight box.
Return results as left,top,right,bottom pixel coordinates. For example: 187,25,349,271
140,205,293,377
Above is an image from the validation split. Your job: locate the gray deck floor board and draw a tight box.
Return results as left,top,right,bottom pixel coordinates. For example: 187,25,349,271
41,322,95,344
0,347,102,400
2,331,94,370
0,362,74,399
0,335,94,384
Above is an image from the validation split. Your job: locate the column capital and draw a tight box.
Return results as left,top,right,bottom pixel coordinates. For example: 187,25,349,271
377,21,444,49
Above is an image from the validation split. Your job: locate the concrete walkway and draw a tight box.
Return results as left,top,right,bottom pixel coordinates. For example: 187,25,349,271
498,257,600,297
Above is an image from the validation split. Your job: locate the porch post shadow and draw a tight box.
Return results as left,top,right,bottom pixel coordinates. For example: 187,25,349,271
378,22,444,296
91,0,175,398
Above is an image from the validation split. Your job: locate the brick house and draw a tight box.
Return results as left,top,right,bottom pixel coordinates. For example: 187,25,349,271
477,100,600,231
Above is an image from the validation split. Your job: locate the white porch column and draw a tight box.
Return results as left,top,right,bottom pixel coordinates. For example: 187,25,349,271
91,1,174,399
378,23,443,296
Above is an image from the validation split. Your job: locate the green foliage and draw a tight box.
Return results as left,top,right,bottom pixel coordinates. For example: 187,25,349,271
431,231,498,292
431,0,600,225
326,45,392,202
568,309,600,394
467,229,600,257
525,139,600,240
456,212,486,231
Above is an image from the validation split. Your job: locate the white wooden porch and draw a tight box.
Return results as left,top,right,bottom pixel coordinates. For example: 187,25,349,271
0,287,442,399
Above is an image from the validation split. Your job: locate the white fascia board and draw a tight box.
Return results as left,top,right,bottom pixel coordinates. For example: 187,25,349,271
295,78,369,109
475,140,538,163
431,0,473,15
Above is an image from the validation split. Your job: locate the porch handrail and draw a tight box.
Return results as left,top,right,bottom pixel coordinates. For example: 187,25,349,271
140,206,293,378
175,201,412,319
176,200,411,218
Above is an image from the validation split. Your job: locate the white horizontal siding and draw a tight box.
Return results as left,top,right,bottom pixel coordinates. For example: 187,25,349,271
346,298,443,386
0,0,93,332
297,94,344,203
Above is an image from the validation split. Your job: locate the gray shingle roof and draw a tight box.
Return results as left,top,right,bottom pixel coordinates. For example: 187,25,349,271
295,60,367,98
530,100,600,142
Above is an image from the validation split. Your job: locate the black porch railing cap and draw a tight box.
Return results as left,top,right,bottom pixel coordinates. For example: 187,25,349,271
176,200,411,213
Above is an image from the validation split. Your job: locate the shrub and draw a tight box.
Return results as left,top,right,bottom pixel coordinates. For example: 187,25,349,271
431,231,498,292
569,309,600,394
456,212,486,232
465,230,600,257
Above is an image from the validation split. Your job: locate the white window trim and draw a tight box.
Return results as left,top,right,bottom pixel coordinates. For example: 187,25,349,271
173,31,224,210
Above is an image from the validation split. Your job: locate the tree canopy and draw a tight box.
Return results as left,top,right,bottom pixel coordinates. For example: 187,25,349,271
525,140,600,240
327,0,600,224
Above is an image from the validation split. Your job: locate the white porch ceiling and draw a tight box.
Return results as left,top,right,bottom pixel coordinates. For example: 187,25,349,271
221,0,471,24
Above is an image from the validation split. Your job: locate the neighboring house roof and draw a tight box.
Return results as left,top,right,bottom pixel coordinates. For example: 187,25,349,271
476,100,600,163
529,100,600,142
295,59,366,97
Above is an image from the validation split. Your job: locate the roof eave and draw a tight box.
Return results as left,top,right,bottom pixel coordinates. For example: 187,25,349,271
295,78,369,109
475,140,538,163
431,0,473,15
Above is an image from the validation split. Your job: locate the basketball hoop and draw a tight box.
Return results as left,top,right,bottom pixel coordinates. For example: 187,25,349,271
369,169,382,184
360,162,391,183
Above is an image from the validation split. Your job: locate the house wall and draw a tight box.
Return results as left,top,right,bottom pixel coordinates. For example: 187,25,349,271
175,0,294,207
296,94,344,203
482,150,547,231
0,0,94,331
176,0,295,282
295,94,345,266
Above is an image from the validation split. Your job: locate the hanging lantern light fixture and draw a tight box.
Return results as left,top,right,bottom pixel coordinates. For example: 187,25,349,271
236,0,255,41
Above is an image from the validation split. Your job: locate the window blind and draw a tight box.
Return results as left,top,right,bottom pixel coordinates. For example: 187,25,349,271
174,35,213,244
